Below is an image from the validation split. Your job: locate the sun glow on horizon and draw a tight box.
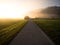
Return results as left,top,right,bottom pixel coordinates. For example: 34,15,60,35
0,4,32,19
0,0,59,19
0,0,41,19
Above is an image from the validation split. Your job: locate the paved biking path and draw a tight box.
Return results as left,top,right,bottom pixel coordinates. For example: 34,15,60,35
9,20,55,45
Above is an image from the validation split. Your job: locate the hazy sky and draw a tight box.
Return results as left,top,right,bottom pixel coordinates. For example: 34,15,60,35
0,0,60,18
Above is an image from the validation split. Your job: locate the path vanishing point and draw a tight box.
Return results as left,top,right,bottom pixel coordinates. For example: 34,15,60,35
9,20,55,45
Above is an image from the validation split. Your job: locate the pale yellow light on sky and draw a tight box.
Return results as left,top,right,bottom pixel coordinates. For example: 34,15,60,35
0,0,59,19
0,0,40,19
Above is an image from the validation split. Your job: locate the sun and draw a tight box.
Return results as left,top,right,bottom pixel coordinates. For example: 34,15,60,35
0,4,30,19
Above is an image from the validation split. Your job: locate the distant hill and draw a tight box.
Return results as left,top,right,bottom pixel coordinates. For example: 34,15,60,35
41,6,60,18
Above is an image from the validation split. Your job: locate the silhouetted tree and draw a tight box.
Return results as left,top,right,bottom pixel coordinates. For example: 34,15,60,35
24,16,30,20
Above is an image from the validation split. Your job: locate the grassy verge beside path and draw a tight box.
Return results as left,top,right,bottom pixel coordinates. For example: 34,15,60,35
33,19,60,45
0,20,27,45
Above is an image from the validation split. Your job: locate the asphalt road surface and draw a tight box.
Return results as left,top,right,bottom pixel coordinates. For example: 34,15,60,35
9,20,55,45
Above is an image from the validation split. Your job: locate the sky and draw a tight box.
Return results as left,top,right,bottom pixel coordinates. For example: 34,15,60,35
0,0,60,18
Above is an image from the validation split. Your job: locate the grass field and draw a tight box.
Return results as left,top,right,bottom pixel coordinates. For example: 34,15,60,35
33,19,60,45
0,20,27,45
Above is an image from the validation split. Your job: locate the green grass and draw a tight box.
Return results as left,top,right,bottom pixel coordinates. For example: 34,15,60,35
0,20,27,45
33,19,60,45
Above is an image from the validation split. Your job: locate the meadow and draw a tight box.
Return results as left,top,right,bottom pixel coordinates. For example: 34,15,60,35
33,19,60,45
0,19,27,45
